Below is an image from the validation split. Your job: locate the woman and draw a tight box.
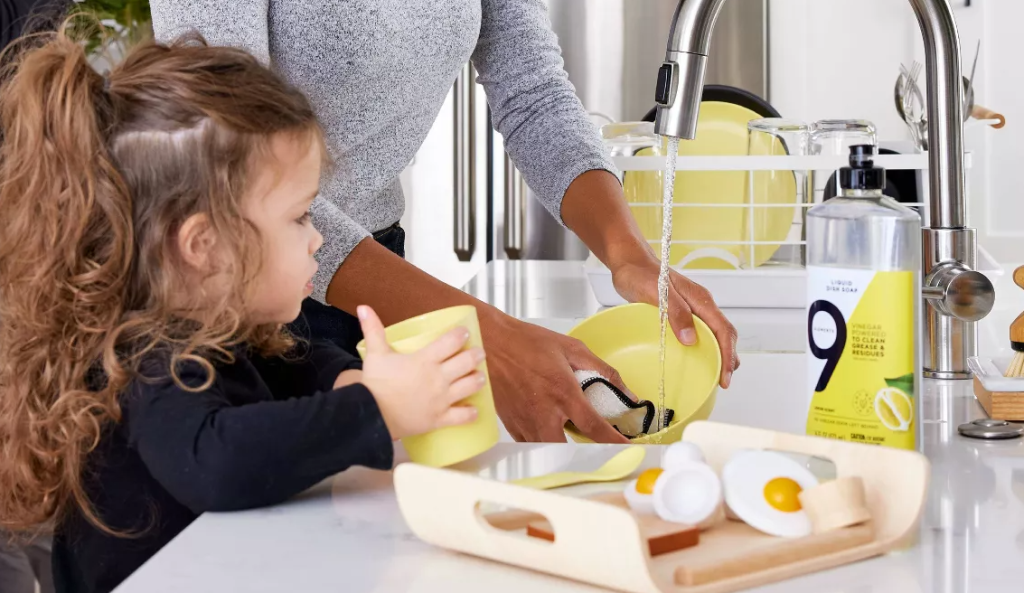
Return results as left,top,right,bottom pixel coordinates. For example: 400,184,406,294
149,0,740,443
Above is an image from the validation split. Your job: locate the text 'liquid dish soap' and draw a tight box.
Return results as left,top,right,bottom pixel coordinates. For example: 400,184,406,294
806,145,921,450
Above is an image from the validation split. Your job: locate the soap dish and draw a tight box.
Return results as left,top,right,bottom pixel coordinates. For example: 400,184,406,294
969,356,1024,421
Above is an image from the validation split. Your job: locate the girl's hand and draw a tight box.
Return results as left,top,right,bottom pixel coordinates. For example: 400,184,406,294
357,305,484,440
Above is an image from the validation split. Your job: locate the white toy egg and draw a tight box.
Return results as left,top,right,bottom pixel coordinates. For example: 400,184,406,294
623,468,663,514
662,441,706,469
652,462,722,526
721,450,819,538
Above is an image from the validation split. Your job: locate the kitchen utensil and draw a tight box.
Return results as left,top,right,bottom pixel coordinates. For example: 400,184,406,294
526,492,701,557
893,68,925,149
971,105,1006,129
563,303,721,445
963,40,981,117
510,446,646,490
618,102,796,269
897,63,928,150
1005,266,1024,377
797,477,872,534
393,421,930,593
355,305,498,468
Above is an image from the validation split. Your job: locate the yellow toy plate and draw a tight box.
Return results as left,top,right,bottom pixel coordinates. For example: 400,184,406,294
624,101,797,269
565,303,721,444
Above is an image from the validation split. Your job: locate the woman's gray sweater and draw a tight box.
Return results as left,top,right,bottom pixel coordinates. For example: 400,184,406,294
150,0,615,302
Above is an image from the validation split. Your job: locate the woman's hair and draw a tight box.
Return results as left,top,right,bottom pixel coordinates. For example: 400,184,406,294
0,19,323,536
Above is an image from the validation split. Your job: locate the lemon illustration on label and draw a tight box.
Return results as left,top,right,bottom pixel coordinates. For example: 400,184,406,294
874,387,912,432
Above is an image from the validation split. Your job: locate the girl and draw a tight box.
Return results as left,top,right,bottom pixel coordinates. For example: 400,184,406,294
0,23,483,593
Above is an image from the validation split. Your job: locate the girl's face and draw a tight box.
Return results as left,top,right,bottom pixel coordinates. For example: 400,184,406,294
244,133,324,324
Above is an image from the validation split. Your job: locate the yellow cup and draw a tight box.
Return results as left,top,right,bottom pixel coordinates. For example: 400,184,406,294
355,305,498,468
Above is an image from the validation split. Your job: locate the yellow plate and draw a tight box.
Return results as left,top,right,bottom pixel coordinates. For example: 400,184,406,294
565,303,721,444
624,101,797,269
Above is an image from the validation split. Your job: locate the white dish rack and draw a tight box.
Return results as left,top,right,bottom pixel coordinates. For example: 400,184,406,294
586,146,1004,309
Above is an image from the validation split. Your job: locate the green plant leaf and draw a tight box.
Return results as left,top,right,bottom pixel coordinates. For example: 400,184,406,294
884,373,915,395
72,0,152,55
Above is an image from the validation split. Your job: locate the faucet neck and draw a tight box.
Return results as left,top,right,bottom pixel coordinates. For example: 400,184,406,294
657,0,966,231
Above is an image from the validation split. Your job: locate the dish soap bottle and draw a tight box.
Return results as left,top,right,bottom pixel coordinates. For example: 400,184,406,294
805,145,921,450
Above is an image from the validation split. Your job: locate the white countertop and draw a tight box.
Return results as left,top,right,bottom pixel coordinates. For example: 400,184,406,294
116,260,1024,593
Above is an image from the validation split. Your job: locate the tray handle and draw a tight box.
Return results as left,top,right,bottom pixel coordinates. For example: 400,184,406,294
394,463,663,593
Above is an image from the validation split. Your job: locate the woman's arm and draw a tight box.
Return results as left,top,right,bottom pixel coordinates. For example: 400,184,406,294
327,240,629,444
472,0,739,387
471,0,614,226
561,171,741,388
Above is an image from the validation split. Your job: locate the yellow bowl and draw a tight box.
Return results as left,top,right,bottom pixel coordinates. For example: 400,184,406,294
355,305,498,468
565,303,721,444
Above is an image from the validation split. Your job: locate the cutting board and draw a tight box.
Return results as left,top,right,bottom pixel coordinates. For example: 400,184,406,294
524,492,701,557
517,492,874,585
393,421,930,593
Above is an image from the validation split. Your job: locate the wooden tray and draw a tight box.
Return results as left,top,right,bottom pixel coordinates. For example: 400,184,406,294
393,421,930,593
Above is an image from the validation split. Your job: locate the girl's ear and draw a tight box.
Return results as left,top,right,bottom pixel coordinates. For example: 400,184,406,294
176,213,218,272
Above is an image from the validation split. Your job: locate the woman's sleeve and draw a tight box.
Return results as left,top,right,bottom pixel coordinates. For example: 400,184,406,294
472,0,619,225
149,0,271,65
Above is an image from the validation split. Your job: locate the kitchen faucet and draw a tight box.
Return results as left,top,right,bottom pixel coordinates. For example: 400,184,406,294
654,0,995,379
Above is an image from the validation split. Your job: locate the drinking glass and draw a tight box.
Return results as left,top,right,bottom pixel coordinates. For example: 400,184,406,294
601,121,664,261
809,119,878,202
745,118,810,268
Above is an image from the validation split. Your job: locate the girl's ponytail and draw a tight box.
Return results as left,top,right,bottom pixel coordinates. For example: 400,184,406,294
0,24,134,533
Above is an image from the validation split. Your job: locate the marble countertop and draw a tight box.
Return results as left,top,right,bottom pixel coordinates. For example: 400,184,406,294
115,260,1024,593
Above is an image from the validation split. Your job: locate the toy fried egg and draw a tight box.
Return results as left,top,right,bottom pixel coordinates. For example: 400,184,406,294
652,462,722,526
722,450,819,538
624,468,662,514
662,441,706,469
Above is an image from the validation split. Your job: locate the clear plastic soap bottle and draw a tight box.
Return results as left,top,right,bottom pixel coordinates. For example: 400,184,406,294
805,145,921,450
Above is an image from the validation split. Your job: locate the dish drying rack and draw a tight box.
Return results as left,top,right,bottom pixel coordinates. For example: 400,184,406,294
587,143,1004,309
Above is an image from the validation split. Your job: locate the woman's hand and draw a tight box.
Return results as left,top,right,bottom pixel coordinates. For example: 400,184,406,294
610,256,739,388
560,170,740,389
480,312,631,443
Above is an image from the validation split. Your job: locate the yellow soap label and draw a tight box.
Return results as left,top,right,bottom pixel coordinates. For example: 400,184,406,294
806,267,916,450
